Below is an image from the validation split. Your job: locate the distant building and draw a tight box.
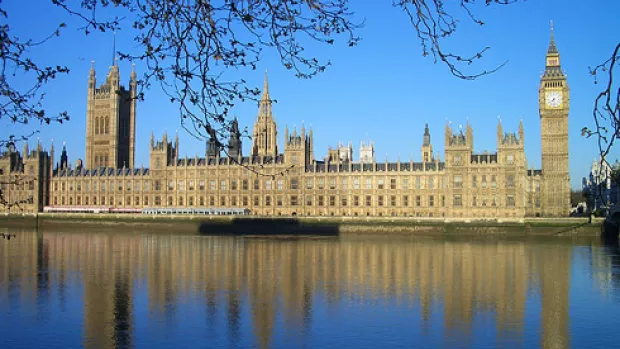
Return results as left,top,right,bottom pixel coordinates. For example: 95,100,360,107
0,27,571,218
583,158,620,212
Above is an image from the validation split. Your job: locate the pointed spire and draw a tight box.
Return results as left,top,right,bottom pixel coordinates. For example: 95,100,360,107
130,63,136,80
90,60,95,75
262,69,270,101
423,123,431,146
548,20,558,54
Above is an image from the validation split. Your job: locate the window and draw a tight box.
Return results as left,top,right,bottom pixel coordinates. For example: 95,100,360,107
506,175,515,189
428,177,434,190
491,175,496,189
242,179,248,190
390,195,396,207
365,178,372,190
254,179,260,190
199,180,205,190
265,196,271,206
429,195,434,207
329,178,336,190
366,196,372,206
473,196,477,206
353,178,360,190
341,179,348,190
200,196,205,206
178,181,184,192
220,180,227,191
472,175,477,188
319,178,325,190
168,196,173,206
353,196,359,206
291,195,298,206
189,180,195,191
290,178,299,190
306,196,313,206
220,196,226,206
329,196,336,206
453,175,463,188
454,155,462,165
507,154,514,165
453,195,462,207
178,196,184,206
318,196,324,206
378,196,384,206
442,195,445,207
168,180,174,190
77,183,81,192
416,195,421,207
341,196,347,207
378,178,384,189
209,196,215,206
231,180,237,190
276,196,283,206
507,195,515,207
277,180,283,190
402,178,409,190
209,180,216,190
390,178,396,190
403,195,409,207
231,196,237,206
416,177,421,190
482,175,487,189
492,195,496,206
242,196,248,206
155,196,161,206
254,196,260,206
306,179,313,190
265,180,272,190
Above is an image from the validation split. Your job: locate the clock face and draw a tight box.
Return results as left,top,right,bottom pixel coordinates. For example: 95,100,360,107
545,91,563,108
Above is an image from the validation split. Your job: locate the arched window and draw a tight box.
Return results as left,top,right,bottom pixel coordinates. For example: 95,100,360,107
105,117,109,134
95,117,99,135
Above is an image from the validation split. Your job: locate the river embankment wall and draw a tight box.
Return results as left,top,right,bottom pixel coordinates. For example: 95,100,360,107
0,213,603,237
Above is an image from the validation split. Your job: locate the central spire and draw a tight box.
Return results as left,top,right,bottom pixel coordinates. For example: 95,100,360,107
262,69,270,101
547,20,558,54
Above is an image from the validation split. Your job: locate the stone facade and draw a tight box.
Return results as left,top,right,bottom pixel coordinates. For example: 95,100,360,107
0,28,570,217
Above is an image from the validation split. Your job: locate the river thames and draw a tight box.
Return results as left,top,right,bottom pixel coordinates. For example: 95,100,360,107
1,229,619,348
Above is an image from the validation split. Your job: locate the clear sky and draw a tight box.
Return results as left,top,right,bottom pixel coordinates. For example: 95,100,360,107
3,0,619,189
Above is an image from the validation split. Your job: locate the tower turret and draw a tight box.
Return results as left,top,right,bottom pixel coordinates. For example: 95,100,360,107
421,123,433,162
252,70,278,157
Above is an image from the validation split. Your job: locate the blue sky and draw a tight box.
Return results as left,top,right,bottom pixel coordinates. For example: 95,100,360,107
3,0,619,189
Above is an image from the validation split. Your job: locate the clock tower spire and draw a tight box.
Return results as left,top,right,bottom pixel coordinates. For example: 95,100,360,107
539,21,570,216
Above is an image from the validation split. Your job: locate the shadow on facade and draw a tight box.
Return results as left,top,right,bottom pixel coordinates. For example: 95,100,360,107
198,218,340,236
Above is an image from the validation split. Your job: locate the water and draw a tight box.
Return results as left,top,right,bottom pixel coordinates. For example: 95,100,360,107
1,230,620,349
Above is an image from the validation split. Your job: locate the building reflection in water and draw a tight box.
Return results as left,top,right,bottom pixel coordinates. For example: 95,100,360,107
0,231,600,348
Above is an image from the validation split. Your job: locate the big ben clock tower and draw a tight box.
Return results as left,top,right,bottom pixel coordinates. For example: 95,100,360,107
539,22,570,216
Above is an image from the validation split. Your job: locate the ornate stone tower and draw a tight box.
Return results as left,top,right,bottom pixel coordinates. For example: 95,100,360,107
359,141,375,164
228,117,242,159
252,71,278,157
539,22,570,216
85,60,137,169
421,123,433,162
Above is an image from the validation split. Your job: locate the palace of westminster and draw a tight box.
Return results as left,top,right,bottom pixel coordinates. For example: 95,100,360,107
0,29,571,218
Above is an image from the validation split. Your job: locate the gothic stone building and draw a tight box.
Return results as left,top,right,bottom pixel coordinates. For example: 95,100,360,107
1,29,570,218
